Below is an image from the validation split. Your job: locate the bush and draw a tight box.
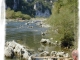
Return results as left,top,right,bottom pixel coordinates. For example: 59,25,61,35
61,33,74,48
47,0,78,48
6,8,15,19
14,11,23,18
22,14,31,20
6,8,31,20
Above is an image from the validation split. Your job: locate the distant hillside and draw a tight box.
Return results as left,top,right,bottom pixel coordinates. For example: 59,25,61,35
47,0,78,48
5,0,57,17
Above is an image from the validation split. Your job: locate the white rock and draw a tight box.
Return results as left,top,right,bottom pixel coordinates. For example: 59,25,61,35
4,47,14,58
50,51,57,57
56,51,65,57
14,43,25,57
39,51,49,56
40,38,51,45
22,51,29,60
5,40,17,49
28,56,32,60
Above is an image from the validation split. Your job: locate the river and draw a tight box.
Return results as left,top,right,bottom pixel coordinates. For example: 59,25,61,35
5,19,71,60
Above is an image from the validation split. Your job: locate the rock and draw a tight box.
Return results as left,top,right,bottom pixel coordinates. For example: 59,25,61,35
50,51,57,57
5,40,31,59
63,53,69,57
5,41,10,47
28,26,33,28
4,47,14,58
22,51,29,60
41,24,50,28
40,38,51,45
27,49,35,55
48,58,52,60
39,51,49,57
38,48,44,52
13,43,26,57
56,51,65,57
28,56,32,60
25,23,28,25
5,40,17,49
41,32,45,36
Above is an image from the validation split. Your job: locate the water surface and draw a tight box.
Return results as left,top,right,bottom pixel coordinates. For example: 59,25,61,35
6,20,71,60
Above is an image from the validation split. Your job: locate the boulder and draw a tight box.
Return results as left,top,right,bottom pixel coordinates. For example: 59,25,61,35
5,40,17,49
50,51,57,57
39,51,49,57
40,38,51,45
13,43,25,57
22,51,29,60
4,47,14,58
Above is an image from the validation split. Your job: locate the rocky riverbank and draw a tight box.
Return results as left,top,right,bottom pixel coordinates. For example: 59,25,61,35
5,40,71,60
6,19,73,60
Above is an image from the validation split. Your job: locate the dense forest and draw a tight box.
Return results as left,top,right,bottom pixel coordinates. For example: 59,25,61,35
47,0,78,48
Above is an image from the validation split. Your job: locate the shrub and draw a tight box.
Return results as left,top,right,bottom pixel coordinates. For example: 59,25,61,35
47,0,78,48
22,14,31,20
61,33,74,48
6,8,15,19
14,11,23,18
6,8,31,20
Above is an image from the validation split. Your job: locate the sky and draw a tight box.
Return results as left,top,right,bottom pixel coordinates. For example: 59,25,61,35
0,0,80,60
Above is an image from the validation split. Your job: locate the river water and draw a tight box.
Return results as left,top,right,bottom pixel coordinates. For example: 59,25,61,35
6,20,48,50
5,20,71,60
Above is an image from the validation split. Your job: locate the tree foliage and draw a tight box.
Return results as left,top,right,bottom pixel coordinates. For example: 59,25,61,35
47,0,78,48
6,8,15,19
5,0,54,17
6,8,31,20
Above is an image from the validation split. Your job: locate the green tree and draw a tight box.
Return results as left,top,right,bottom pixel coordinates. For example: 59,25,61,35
47,0,78,48
15,11,23,18
22,14,31,20
6,8,15,19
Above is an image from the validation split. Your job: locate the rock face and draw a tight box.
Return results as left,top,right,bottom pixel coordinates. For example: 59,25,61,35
34,1,50,17
25,0,33,2
35,9,50,17
6,0,57,17
13,0,17,10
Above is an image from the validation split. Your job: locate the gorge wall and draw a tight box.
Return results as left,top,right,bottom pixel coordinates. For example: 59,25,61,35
5,0,57,17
